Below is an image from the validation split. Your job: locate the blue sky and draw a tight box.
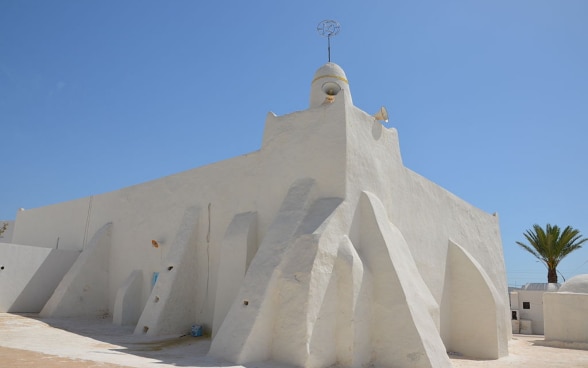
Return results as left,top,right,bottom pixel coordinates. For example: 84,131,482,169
1,1,586,287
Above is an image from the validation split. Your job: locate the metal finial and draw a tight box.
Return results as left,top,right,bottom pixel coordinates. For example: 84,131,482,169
317,20,340,62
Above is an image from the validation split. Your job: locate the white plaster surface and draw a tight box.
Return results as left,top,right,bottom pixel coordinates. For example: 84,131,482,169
134,206,200,336
113,269,143,325
3,62,510,367
444,240,506,359
544,274,588,343
520,319,533,335
40,223,112,317
209,177,324,364
12,199,93,250
510,289,549,334
509,284,558,335
0,243,78,312
355,192,451,366
212,211,257,336
309,62,352,108
558,274,588,293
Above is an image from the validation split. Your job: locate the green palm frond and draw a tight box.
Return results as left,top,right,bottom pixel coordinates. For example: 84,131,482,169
516,223,587,283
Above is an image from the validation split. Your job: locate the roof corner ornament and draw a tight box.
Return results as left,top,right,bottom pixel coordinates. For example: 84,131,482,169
317,20,341,63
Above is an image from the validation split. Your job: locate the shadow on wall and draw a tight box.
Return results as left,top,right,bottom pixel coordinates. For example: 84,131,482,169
0,243,79,313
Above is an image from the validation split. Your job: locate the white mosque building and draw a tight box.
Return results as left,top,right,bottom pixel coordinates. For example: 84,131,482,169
0,62,510,368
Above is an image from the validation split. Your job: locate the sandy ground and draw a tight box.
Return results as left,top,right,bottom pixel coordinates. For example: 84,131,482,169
1,313,588,368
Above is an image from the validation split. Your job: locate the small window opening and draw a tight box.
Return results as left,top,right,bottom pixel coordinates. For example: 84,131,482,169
511,311,518,320
523,302,530,309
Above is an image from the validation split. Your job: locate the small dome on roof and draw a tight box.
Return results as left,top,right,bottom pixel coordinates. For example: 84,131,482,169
559,274,588,294
312,62,348,84
309,62,352,108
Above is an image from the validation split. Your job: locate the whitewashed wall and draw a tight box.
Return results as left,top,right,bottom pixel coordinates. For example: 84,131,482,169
12,153,262,328
544,292,588,342
0,243,78,312
544,275,588,343
512,289,546,334
5,62,510,367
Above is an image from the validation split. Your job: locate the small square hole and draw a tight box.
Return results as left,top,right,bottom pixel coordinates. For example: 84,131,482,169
523,302,530,309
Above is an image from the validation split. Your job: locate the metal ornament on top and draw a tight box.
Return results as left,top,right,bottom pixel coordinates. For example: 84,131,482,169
315,20,343,105
317,20,340,63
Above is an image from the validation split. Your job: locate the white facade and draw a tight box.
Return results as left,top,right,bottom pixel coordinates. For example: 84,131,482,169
544,274,588,343
0,62,510,367
0,242,79,312
510,283,560,335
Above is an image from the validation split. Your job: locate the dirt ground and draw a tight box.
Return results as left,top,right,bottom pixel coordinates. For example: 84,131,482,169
0,345,129,367
1,313,588,368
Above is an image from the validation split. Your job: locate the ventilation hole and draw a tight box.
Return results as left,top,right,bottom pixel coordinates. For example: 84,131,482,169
0,266,4,270
167,266,173,271
243,300,249,306
143,326,149,333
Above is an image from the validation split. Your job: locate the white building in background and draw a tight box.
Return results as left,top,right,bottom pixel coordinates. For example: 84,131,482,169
544,274,588,343
510,283,560,335
0,62,511,367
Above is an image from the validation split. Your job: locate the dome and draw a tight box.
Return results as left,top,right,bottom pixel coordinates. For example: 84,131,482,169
309,62,352,108
312,62,348,85
559,274,588,294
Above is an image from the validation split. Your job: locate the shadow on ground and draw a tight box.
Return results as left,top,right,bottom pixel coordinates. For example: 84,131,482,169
530,337,588,352
14,313,295,368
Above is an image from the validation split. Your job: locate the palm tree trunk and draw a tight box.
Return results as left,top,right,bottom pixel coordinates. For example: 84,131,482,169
548,268,558,283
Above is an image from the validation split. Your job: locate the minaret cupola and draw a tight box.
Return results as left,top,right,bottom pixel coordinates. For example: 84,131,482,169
309,62,353,108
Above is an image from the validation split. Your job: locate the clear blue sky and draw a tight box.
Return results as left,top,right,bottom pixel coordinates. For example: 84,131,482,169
1,1,586,287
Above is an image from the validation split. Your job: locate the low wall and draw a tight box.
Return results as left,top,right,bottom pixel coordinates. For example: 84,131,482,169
544,292,588,343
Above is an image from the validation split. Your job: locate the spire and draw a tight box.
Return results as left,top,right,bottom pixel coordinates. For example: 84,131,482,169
317,20,340,63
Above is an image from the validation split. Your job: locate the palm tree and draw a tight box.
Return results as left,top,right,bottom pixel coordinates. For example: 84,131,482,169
516,224,587,283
